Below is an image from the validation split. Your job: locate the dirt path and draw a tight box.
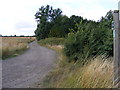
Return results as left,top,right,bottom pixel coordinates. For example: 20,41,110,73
2,41,57,88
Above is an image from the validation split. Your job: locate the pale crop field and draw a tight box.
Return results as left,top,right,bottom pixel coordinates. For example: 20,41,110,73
0,37,35,59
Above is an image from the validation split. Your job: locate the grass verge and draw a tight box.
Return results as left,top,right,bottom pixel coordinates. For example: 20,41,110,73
38,37,65,46
37,38,114,88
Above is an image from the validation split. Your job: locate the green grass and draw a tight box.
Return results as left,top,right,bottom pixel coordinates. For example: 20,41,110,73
36,37,114,88
38,37,65,46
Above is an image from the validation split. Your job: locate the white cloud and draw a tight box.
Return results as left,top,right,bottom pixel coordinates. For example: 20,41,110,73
0,0,119,35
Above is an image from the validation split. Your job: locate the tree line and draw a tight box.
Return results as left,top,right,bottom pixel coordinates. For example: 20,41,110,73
2,35,35,37
35,5,113,61
34,5,88,40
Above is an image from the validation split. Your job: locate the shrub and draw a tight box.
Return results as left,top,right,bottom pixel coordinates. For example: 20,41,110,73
64,22,113,62
49,25,66,38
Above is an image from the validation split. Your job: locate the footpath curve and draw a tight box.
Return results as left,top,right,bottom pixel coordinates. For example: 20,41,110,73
2,41,57,88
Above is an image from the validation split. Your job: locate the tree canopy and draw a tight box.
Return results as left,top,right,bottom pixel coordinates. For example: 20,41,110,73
34,5,63,40
34,5,113,60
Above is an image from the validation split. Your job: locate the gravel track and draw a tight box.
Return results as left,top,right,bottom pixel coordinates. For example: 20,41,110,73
2,41,57,88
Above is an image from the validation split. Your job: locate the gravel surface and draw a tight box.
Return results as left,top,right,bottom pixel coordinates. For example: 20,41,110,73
2,41,57,88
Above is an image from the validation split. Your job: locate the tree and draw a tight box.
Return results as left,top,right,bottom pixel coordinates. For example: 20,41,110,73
34,5,62,40
49,15,69,37
100,10,113,29
64,11,113,62
14,35,16,37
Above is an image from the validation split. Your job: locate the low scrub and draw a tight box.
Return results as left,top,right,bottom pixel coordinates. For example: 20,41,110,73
1,37,35,59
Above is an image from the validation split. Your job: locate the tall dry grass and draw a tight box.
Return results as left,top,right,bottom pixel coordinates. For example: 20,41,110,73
37,43,113,88
77,57,113,88
1,37,35,59
56,56,113,88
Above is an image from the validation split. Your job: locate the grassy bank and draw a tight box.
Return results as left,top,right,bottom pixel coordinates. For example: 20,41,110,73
36,38,114,88
1,37,35,60
38,37,65,46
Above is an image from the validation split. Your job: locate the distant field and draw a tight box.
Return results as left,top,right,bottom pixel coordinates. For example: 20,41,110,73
0,37,36,60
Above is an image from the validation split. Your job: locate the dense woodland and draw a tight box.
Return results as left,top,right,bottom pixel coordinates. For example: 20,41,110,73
35,5,113,62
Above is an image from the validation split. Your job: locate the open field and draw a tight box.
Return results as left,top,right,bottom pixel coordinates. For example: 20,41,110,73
0,37,36,59
36,38,114,88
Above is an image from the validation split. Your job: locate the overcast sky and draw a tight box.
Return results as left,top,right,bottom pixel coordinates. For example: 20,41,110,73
0,0,119,36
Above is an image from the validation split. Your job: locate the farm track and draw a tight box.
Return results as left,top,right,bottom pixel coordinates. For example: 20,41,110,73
2,41,57,88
